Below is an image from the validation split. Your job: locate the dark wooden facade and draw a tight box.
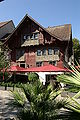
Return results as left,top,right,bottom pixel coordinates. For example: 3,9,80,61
6,14,73,68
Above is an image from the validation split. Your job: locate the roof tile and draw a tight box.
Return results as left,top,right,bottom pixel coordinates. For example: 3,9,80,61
46,24,71,41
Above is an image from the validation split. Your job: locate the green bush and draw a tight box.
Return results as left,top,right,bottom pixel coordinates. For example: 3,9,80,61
28,72,39,82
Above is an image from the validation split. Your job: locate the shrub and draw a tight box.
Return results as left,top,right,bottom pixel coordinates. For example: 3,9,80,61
28,72,39,82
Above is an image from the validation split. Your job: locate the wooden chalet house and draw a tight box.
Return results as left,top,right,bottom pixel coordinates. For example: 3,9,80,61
5,14,73,68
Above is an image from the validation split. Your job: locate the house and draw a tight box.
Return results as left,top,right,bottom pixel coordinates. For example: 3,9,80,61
0,20,15,65
5,14,73,68
0,20,15,42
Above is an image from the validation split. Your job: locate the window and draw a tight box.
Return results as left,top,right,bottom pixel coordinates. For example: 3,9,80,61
21,50,25,56
37,50,41,56
49,61,57,66
54,48,59,55
48,48,52,55
42,49,46,55
26,35,30,40
34,33,38,39
30,34,34,40
20,62,26,68
20,63,25,68
23,35,30,40
36,62,42,67
23,35,26,40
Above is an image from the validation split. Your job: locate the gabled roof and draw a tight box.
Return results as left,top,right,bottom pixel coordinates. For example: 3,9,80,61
4,14,62,44
0,20,13,28
46,24,72,41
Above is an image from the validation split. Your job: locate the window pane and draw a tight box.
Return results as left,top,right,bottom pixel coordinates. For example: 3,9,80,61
42,49,46,55
48,48,52,55
36,62,42,67
26,35,30,40
23,35,26,40
37,50,41,56
54,49,59,55
20,64,25,68
34,33,38,39
49,61,57,66
30,34,34,40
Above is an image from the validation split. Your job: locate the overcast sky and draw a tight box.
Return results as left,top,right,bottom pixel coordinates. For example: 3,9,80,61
0,0,80,40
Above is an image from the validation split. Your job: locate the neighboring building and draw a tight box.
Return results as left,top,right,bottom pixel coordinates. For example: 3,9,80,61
0,20,15,42
0,20,15,63
5,14,73,68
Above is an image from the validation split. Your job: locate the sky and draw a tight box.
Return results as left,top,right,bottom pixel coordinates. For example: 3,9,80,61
0,0,80,40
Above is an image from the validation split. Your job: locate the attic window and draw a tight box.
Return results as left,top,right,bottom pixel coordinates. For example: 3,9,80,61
23,35,30,40
23,35,26,40
26,35,30,40
54,48,59,55
31,34,34,40
34,33,38,39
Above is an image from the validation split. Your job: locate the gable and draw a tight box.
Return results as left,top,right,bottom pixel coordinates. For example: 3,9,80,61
5,14,62,45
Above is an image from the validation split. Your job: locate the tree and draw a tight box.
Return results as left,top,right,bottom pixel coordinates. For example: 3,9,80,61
11,80,65,120
28,72,39,83
0,42,10,70
0,42,11,80
72,38,80,63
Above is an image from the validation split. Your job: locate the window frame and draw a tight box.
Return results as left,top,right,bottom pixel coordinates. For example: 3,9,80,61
30,34,34,40
34,33,39,39
54,48,59,55
48,48,52,55
49,61,57,66
42,49,46,56
36,62,42,67
37,50,41,56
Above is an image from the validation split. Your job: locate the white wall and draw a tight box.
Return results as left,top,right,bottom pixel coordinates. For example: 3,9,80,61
37,72,64,85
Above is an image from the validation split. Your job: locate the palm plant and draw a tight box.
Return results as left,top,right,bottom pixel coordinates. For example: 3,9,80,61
11,80,65,120
57,65,80,115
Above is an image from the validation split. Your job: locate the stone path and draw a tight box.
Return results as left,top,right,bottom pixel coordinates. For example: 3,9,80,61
0,90,17,120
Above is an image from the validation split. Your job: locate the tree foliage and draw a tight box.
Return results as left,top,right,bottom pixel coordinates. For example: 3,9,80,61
28,72,39,82
72,38,80,63
0,42,10,69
